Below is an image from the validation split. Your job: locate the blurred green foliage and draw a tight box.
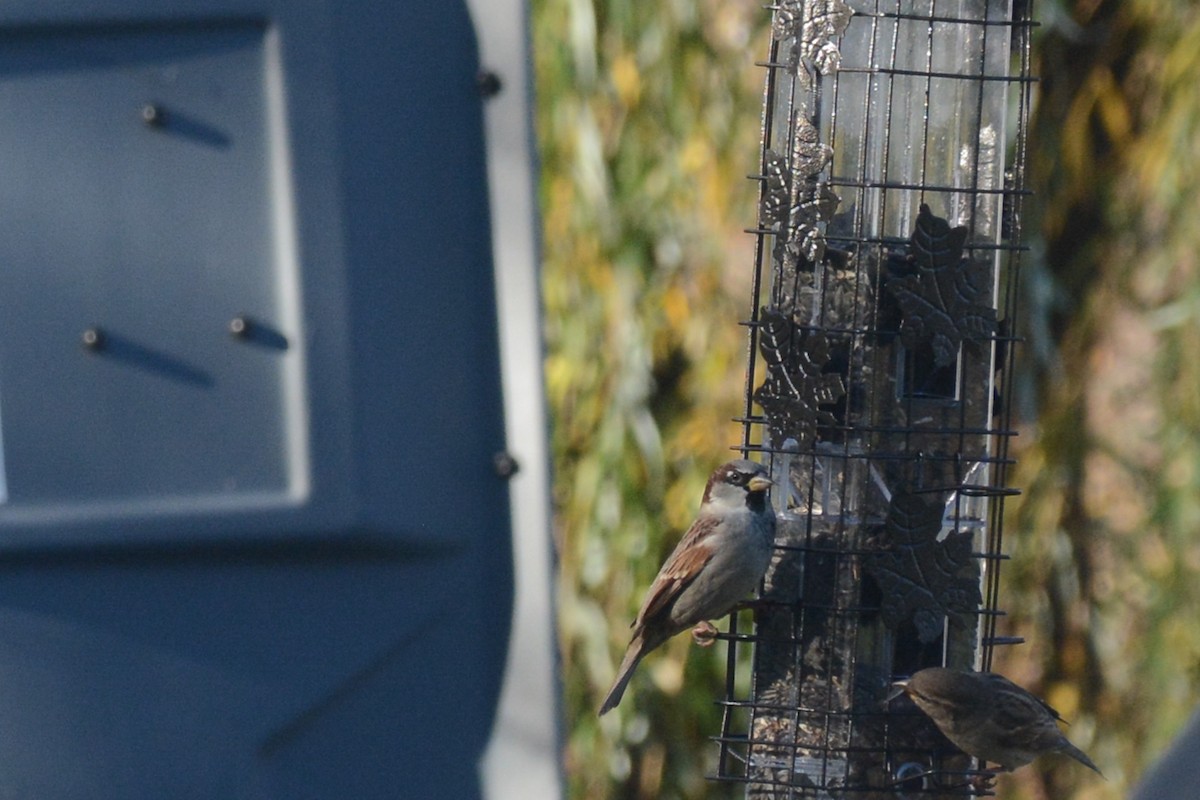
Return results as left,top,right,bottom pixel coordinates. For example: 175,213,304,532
997,1,1200,798
534,0,768,795
533,0,1200,798
535,0,768,796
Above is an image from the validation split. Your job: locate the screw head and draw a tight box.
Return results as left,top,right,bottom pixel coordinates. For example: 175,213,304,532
229,315,252,338
476,70,502,98
141,103,165,127
81,327,105,351
492,451,520,479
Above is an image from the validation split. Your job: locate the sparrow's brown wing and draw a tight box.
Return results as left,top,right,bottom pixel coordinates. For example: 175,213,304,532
1033,693,1067,723
987,677,1072,760
633,515,720,630
986,673,1067,724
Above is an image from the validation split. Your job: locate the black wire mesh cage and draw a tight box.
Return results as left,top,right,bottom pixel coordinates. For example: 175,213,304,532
716,1,1035,797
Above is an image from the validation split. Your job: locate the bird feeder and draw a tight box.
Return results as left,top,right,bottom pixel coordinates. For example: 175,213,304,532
714,1,1035,797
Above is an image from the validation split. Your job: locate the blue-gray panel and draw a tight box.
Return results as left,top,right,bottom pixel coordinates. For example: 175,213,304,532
0,22,298,509
0,1,514,798
0,3,512,548
0,544,509,799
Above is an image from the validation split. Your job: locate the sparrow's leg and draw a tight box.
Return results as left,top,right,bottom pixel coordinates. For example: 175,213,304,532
734,597,775,614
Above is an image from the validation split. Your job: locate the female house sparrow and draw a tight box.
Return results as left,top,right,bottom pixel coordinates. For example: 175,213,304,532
893,667,1103,776
598,460,776,716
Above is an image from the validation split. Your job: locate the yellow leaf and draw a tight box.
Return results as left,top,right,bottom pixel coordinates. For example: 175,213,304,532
610,52,641,108
662,284,690,328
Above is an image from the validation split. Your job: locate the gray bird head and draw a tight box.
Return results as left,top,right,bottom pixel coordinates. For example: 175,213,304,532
703,459,773,510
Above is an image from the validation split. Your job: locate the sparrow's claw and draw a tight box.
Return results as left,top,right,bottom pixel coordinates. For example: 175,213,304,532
691,621,719,646
969,770,998,794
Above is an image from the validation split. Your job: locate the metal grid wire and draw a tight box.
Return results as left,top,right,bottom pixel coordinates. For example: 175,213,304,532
715,1,1035,797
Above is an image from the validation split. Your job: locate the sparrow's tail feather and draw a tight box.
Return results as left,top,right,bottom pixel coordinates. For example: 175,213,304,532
598,637,647,716
1061,741,1104,778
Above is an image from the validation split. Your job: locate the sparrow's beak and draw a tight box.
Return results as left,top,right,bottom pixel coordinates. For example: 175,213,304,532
748,475,774,493
884,680,909,704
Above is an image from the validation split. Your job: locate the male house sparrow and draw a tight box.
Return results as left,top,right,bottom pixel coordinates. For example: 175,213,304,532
893,667,1103,776
598,460,776,716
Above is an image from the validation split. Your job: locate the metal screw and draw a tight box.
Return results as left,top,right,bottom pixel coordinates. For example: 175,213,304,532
81,327,106,351
492,451,520,479
141,103,165,127
476,70,503,99
229,315,252,338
